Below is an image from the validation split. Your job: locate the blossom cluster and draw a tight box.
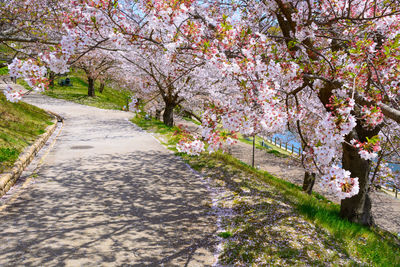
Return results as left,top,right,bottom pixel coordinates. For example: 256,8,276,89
129,98,140,113
176,139,205,156
2,85,22,103
320,165,360,200
8,58,47,92
308,104,356,169
351,137,381,161
42,34,78,74
42,53,70,75
361,106,384,129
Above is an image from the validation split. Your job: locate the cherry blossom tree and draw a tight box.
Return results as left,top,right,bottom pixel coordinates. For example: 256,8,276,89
1,0,65,100
121,46,206,126
115,1,214,127
2,0,125,99
180,0,400,225
73,50,117,97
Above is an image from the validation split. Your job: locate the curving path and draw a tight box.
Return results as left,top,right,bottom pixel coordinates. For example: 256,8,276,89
0,94,216,266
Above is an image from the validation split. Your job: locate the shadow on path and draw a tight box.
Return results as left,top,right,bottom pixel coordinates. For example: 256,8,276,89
0,151,217,266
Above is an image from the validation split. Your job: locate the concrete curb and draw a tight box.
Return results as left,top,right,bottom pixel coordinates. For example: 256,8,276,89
0,111,61,197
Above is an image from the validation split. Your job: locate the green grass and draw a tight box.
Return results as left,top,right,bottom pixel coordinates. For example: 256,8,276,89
0,93,52,173
0,66,8,75
0,43,13,75
131,114,179,134
0,148,19,163
131,115,183,146
18,70,133,110
131,115,400,266
131,115,179,138
218,231,233,238
182,116,201,125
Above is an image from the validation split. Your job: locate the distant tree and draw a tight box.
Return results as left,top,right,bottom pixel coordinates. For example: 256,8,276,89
73,51,116,97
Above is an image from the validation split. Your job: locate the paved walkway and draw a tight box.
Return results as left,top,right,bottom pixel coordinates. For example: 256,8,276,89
0,94,217,266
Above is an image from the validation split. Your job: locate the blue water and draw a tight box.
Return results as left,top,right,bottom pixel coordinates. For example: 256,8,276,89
270,131,400,173
273,132,302,151
389,163,400,172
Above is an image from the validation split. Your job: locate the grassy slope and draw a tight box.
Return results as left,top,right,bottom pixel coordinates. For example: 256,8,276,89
0,92,52,173
131,114,400,266
38,71,132,110
0,67,8,76
0,44,12,75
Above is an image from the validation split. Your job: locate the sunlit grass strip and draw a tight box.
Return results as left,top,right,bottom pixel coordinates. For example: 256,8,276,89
132,115,400,266
18,70,133,110
0,93,52,173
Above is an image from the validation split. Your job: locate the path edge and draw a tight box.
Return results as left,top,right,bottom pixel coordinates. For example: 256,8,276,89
0,110,63,197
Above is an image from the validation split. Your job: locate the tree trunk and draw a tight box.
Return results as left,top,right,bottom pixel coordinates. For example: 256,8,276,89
316,81,376,226
99,82,105,93
339,126,379,226
302,172,316,195
155,109,161,120
340,142,374,226
49,71,55,88
88,77,95,97
163,104,174,127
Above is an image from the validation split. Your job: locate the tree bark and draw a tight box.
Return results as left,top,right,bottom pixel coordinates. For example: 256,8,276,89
302,172,316,195
48,71,55,88
155,109,161,120
340,142,374,226
339,126,379,226
99,82,105,93
315,80,376,225
163,104,174,127
88,77,95,97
